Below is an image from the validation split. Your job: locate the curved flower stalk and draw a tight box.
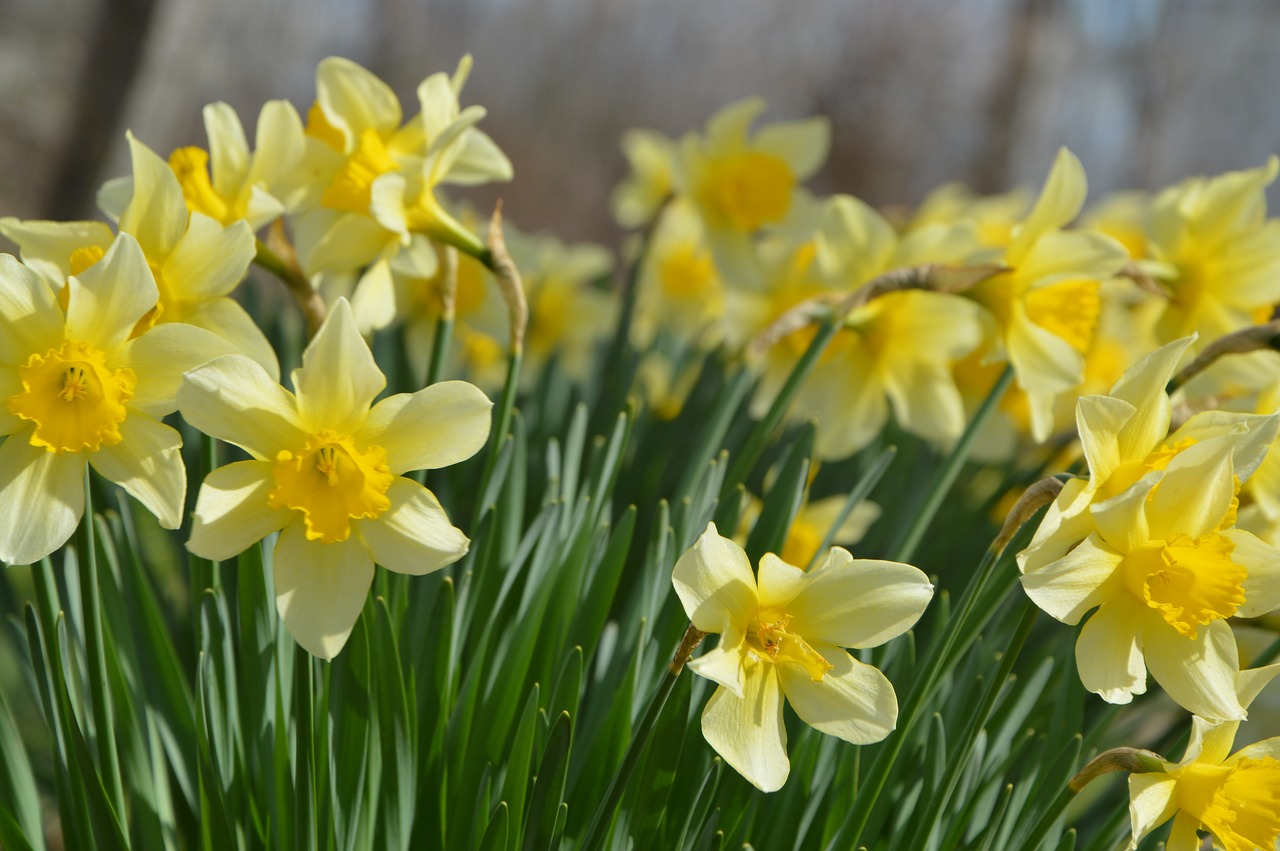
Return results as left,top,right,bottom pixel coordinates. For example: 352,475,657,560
0,236,232,564
1120,666,1280,850
1,133,278,379
964,148,1130,442
675,98,830,286
672,523,932,791
178,298,492,659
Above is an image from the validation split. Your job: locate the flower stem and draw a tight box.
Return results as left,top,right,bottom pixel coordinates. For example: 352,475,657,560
580,624,706,851
891,365,1013,563
77,469,126,819
425,315,454,387
254,234,325,339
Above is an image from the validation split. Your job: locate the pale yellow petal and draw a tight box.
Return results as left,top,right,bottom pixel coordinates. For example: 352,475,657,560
700,657,789,793
1008,147,1087,262
1076,600,1147,704
293,298,385,434
160,213,255,300
1127,773,1177,847
0,217,114,287
0,365,20,435
356,380,492,474
349,259,397,335
442,128,513,186
0,434,84,565
203,101,251,197
89,414,185,529
0,254,65,364
1170,410,1279,485
686,620,748,698
119,322,241,417
250,100,306,191
356,478,468,574
182,297,281,381
1091,478,1152,553
295,208,395,276
1021,534,1123,625
315,57,401,146
1164,811,1203,851
1018,477,1092,574
1110,337,1193,461
273,520,374,660
118,132,189,259
704,98,766,151
777,644,897,745
1144,440,1234,542
672,522,758,633
1143,616,1244,722
753,117,830,181
1224,528,1280,618
1016,230,1126,285
1006,305,1084,400
1075,395,1134,484
66,233,158,354
187,460,291,561
178,354,305,460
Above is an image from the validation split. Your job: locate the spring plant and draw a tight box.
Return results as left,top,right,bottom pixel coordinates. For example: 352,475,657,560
2,55,1280,851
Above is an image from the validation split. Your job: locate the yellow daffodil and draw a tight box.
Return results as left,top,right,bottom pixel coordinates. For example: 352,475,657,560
1127,666,1280,850
611,128,676,228
673,523,932,791
178,298,491,659
737,492,881,571
1020,429,1280,720
965,148,1129,442
1145,158,1280,346
675,98,829,285
5,133,278,379
907,182,1031,248
0,236,231,564
751,196,984,460
632,200,726,348
166,99,307,230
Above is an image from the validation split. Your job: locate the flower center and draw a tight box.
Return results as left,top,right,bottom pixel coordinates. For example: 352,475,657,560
267,429,394,543
746,608,832,681
1023,278,1100,354
69,245,105,277
169,146,236,224
8,340,136,454
305,101,347,151
1095,438,1196,502
1121,533,1246,638
704,151,794,231
321,128,398,214
658,240,719,301
1176,757,1280,851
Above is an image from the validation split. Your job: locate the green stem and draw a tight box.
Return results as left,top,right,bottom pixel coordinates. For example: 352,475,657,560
672,366,753,501
294,646,317,851
474,349,523,524
77,469,126,819
580,625,704,851
720,319,840,500
426,315,454,387
892,366,1013,563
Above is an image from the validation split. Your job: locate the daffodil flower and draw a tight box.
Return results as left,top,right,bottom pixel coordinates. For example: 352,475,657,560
965,148,1129,442
672,523,932,791
1020,432,1280,720
1127,666,1280,850
676,98,830,285
611,128,677,229
0,236,232,564
178,298,492,659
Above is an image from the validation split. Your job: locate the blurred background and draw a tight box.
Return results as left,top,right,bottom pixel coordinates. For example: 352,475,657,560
1,0,1278,249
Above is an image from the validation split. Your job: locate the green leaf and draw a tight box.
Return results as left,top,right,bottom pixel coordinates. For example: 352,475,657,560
522,711,572,851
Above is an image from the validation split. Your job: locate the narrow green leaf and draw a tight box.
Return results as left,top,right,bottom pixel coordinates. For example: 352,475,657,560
523,711,572,851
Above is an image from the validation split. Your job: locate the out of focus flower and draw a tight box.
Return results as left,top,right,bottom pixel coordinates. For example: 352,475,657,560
673,523,931,791
179,299,491,658
611,128,676,228
632,200,726,348
0,237,229,564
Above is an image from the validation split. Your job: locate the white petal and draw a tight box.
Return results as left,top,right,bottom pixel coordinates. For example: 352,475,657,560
356,380,492,474
700,657,789,793
1143,616,1244,722
1076,600,1147,704
356,478,468,574
777,644,897,745
0,435,84,565
273,520,374,660
781,551,933,649
0,254,64,364
187,460,291,561
1021,534,1123,625
1127,773,1177,847
672,522,758,634
293,299,385,434
178,354,305,460
88,414,185,529
66,234,158,354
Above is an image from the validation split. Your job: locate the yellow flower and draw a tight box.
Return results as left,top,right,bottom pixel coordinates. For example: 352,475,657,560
0,236,232,564
166,99,306,230
965,148,1129,442
737,492,881,571
178,298,492,659
907,182,1031,248
675,98,829,284
632,200,726,348
1128,668,1280,851
1020,425,1280,720
611,128,676,228
672,523,932,791
1145,158,1280,346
